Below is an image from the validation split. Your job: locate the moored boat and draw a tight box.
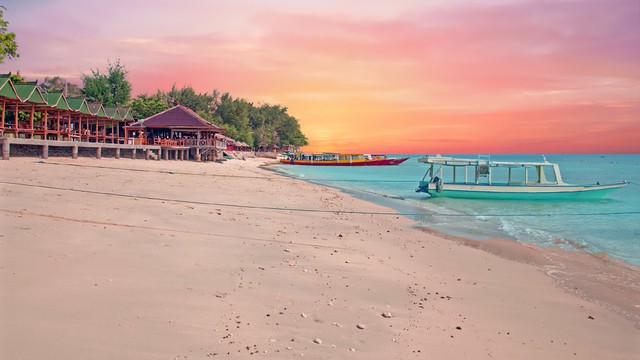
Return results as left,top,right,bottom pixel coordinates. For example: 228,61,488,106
280,152,409,166
416,155,627,200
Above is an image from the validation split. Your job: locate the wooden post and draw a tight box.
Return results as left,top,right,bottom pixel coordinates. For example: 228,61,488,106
56,112,61,137
42,110,48,140
145,148,150,160
29,104,34,136
115,148,120,159
72,144,78,159
96,147,101,159
164,148,169,160
196,147,201,162
2,138,9,160
1,100,5,130
42,144,49,159
131,148,137,159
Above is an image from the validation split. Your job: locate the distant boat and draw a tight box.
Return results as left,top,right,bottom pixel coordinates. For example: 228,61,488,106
280,152,409,166
415,155,627,200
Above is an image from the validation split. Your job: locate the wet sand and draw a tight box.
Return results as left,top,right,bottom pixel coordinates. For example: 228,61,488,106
1,157,639,359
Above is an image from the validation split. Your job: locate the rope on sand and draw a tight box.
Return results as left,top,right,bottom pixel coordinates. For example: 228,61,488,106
0,208,354,250
36,161,417,182
2,181,639,218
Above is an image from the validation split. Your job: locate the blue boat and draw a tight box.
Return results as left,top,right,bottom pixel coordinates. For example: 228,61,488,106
416,155,627,200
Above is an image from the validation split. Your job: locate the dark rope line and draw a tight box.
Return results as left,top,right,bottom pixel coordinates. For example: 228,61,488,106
37,161,275,179
0,209,354,251
39,160,418,182
2,181,639,218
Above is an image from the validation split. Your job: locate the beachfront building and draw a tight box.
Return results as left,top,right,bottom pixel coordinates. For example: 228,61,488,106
0,76,134,143
124,105,226,161
218,134,252,152
0,75,239,162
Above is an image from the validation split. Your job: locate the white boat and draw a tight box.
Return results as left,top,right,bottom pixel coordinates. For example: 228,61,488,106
416,155,627,200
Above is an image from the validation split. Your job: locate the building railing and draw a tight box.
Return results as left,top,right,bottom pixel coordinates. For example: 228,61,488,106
124,137,227,149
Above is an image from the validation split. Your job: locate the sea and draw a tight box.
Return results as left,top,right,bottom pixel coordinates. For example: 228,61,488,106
273,154,640,267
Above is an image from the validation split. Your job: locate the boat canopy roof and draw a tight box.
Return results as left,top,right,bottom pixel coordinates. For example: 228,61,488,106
418,155,555,168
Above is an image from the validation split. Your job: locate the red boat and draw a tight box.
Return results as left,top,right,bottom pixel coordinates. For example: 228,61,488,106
280,153,409,166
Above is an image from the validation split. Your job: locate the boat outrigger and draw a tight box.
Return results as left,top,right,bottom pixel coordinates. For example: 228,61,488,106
280,152,409,166
416,155,627,200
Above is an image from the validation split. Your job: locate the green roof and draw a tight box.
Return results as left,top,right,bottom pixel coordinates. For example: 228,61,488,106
43,93,71,110
0,76,133,121
118,107,134,120
87,103,106,117
66,98,91,114
14,84,47,104
104,107,122,120
0,77,19,100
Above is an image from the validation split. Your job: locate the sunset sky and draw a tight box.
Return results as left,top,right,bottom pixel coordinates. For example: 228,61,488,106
3,0,639,153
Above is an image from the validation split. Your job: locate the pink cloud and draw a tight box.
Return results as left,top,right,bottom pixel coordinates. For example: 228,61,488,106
4,0,638,153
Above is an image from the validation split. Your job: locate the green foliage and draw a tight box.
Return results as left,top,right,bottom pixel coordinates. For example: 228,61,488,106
8,72,24,84
0,6,19,64
163,84,217,112
214,93,253,145
149,84,307,149
81,59,131,106
130,94,169,119
249,103,308,149
39,76,82,97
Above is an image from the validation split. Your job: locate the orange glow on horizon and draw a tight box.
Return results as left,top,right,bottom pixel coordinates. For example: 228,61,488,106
6,0,639,153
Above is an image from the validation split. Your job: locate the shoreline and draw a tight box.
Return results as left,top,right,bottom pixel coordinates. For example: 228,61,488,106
2,157,639,359
268,163,640,327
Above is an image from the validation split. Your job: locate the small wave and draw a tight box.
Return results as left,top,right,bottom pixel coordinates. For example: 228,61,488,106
499,218,556,247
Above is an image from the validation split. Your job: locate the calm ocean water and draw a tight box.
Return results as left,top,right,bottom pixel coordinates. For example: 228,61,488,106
274,154,640,266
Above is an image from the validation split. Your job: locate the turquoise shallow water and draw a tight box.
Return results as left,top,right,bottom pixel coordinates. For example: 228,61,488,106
274,154,640,266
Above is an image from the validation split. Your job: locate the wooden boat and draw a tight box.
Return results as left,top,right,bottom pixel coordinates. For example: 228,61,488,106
416,155,627,200
280,152,409,166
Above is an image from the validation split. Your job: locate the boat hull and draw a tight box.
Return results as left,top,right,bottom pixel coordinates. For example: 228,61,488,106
280,157,409,166
417,182,627,200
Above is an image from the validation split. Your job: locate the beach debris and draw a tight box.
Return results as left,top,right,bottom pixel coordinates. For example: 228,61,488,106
332,322,342,327
356,323,366,330
456,326,462,330
284,249,291,252
349,348,356,352
587,315,595,320
313,338,322,344
381,312,393,318
301,313,308,318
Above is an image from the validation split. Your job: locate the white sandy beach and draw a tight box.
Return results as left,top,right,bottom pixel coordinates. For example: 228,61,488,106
1,157,639,359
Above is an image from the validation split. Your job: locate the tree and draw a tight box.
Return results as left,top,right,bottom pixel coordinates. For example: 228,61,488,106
214,93,253,145
39,76,82,97
249,103,307,149
0,6,18,64
8,72,24,84
164,84,215,112
81,59,131,106
143,84,307,149
130,94,169,119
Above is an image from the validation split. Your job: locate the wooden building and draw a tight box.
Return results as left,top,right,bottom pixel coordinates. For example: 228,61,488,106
124,105,226,161
0,75,239,162
0,76,133,143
